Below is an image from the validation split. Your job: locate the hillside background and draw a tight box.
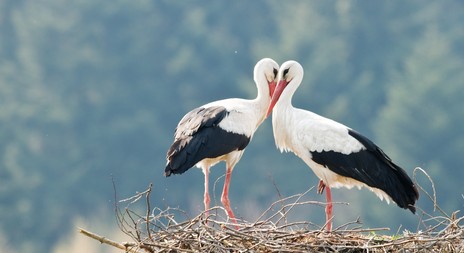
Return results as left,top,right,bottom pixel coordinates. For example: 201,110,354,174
1,1,463,252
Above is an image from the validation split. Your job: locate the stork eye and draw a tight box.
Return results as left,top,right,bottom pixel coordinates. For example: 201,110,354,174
273,68,278,78
283,68,289,77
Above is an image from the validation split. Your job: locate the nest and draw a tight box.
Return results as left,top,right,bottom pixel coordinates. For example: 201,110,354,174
80,169,463,252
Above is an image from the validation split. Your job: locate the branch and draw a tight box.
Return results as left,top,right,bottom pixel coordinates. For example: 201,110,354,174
79,228,141,253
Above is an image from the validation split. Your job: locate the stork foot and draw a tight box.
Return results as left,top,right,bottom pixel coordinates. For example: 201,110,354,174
221,195,239,228
221,167,239,229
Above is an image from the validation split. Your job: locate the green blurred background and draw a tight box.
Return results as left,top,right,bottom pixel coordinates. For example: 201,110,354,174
1,1,463,252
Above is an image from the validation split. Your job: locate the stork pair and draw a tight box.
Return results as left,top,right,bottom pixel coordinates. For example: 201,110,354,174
164,58,419,231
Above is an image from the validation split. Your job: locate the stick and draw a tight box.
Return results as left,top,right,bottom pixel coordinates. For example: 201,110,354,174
79,228,141,253
145,183,153,241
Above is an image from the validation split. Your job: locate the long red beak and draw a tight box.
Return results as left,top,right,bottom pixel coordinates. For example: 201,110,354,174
266,79,288,118
269,80,276,98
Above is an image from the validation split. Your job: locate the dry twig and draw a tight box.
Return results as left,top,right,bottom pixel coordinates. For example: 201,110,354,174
79,228,141,253
81,168,463,252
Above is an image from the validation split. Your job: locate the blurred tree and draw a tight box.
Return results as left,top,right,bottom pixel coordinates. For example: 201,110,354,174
375,24,464,213
0,1,463,252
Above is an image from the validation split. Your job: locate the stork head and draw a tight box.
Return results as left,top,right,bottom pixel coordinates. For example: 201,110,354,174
266,61,304,117
254,58,279,98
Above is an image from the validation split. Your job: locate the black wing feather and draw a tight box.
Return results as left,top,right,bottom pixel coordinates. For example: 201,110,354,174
165,106,250,176
311,129,419,213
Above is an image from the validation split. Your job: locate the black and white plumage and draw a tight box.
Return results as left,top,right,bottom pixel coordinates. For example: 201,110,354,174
165,106,250,176
165,58,279,224
266,60,419,231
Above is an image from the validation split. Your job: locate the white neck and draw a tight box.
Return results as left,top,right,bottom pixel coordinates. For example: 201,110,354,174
252,72,272,124
271,71,303,151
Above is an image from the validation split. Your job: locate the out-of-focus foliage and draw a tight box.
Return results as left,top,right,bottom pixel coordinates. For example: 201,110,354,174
0,1,463,252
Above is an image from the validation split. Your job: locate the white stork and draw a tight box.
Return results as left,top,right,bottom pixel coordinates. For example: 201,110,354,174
165,58,279,225
266,60,419,231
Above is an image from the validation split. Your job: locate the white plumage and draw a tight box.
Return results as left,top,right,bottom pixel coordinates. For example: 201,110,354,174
267,60,419,231
165,58,279,226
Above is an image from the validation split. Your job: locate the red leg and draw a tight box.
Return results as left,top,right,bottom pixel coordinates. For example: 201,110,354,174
221,166,239,228
325,185,333,232
203,167,210,217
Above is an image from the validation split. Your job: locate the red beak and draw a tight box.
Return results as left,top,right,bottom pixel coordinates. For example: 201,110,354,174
269,80,276,98
266,79,288,118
